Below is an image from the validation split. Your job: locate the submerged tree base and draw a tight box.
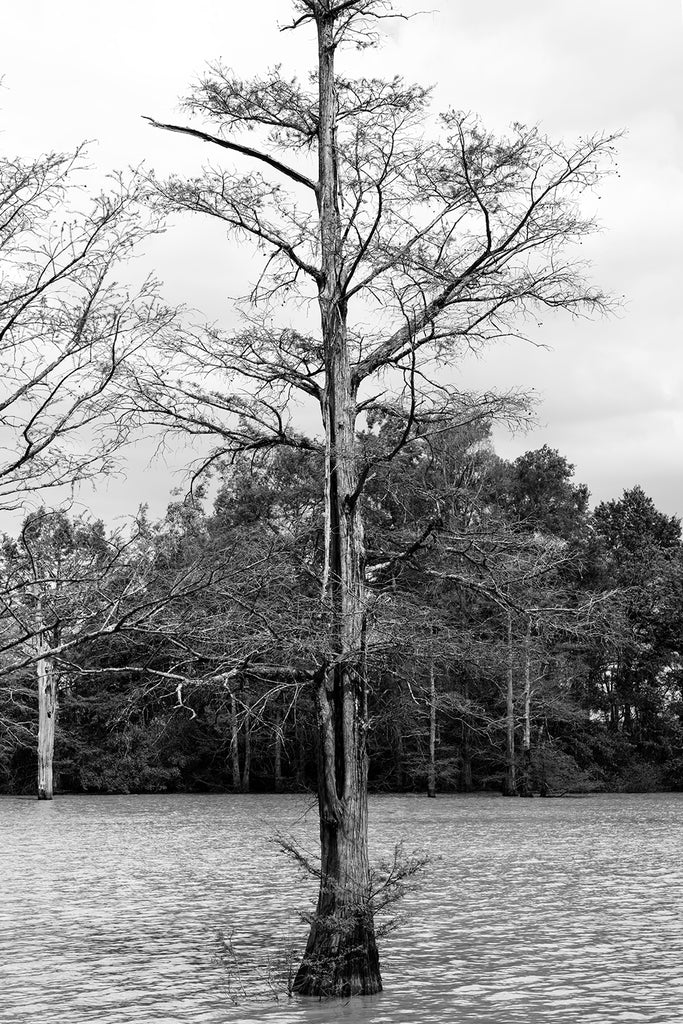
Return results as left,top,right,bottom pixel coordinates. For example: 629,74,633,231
292,920,382,998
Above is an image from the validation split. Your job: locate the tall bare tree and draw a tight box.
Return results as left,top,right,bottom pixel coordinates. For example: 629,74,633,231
139,0,618,995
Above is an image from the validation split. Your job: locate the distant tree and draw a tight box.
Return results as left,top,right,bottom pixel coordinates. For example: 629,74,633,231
138,0,618,996
588,487,683,757
481,447,591,793
594,486,680,560
0,512,117,797
487,445,590,539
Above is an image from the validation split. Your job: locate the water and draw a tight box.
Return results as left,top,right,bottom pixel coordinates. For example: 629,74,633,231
1,792,682,1023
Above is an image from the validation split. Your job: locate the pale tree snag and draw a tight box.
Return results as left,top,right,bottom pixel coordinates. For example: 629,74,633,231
30,576,60,801
36,611,57,801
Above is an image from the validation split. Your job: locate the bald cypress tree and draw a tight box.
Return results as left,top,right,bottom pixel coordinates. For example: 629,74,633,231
142,0,617,995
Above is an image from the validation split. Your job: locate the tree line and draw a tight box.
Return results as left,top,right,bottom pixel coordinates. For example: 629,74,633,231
3,444,681,803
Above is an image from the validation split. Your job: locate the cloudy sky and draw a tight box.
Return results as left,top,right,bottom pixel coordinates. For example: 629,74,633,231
1,1,682,524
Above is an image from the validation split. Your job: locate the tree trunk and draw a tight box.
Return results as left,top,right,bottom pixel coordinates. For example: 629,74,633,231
427,660,437,799
37,651,57,800
607,669,619,731
35,595,57,801
502,611,518,797
394,715,405,790
274,698,283,792
295,717,306,790
460,734,473,792
459,679,473,792
241,700,251,794
519,620,533,797
293,5,381,997
622,700,632,735
229,692,241,790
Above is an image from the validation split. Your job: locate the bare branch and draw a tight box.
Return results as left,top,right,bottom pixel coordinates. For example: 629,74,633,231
144,117,318,194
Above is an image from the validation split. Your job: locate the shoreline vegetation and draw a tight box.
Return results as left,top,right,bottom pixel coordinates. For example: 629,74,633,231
3,457,682,805
4,449,682,805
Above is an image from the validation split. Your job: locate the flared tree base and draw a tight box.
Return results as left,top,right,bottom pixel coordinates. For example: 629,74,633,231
292,917,382,998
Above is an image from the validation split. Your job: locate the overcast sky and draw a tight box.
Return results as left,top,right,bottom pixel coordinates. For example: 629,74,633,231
1,1,682,525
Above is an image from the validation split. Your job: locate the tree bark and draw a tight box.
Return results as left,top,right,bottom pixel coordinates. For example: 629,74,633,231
37,650,57,800
35,595,57,801
293,3,381,997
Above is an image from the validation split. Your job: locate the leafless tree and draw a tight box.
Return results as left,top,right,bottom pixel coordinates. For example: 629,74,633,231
0,508,248,798
0,146,174,510
137,0,618,995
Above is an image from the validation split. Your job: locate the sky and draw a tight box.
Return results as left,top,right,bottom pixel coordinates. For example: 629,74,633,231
1,0,682,526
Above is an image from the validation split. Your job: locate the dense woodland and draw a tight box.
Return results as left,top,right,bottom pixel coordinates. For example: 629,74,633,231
3,440,681,799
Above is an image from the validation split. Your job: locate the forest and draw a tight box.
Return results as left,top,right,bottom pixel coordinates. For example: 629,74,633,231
2,0,681,1001
3,449,682,801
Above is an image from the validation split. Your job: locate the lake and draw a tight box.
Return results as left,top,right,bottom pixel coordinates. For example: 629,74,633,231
1,792,682,1023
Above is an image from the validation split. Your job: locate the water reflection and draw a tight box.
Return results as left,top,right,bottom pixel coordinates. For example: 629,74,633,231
1,792,681,1023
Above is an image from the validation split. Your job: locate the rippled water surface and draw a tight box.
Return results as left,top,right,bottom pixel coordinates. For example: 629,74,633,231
2,792,682,1023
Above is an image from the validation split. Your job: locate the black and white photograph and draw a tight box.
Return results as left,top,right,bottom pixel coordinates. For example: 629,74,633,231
1,2,682,1021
